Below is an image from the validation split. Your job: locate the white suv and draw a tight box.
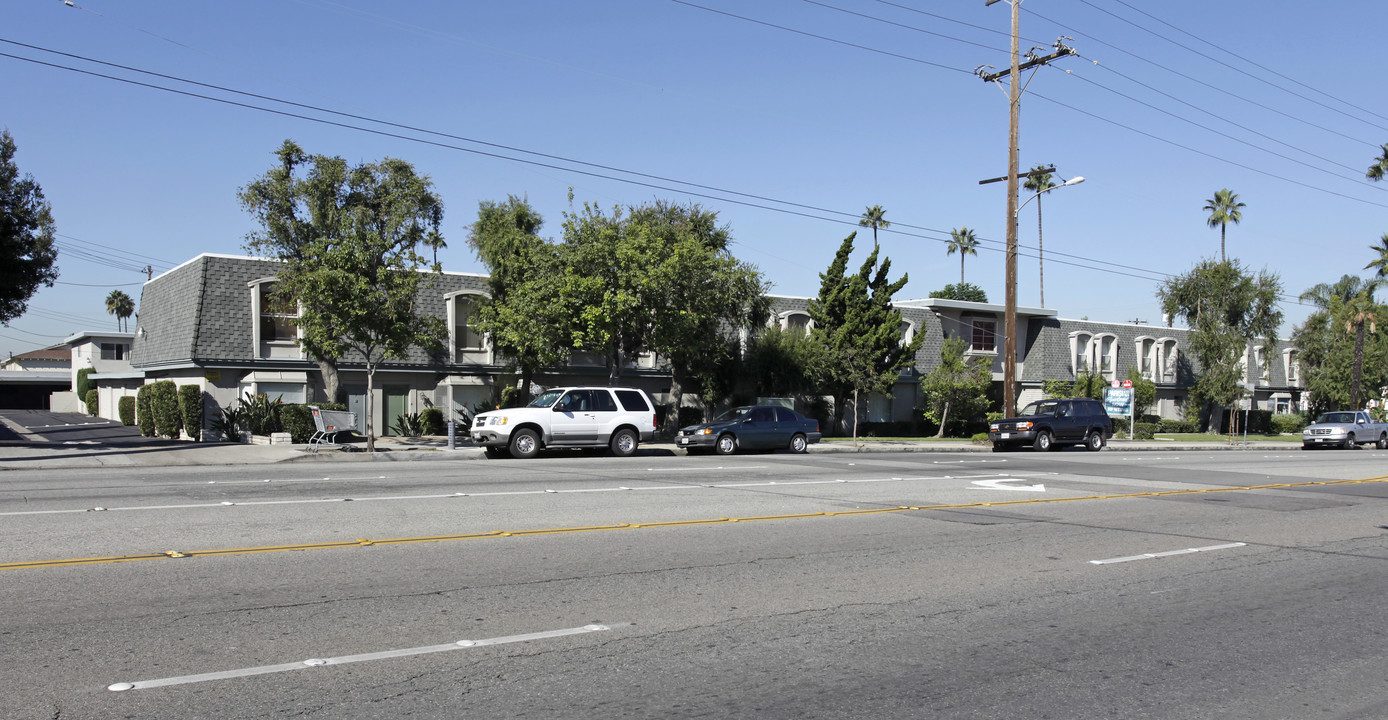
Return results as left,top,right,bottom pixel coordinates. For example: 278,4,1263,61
471,387,657,459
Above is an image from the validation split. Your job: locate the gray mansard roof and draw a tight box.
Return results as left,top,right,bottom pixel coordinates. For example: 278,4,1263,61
131,254,489,370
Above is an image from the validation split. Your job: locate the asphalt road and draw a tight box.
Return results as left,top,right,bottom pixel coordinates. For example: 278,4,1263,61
2,449,1386,719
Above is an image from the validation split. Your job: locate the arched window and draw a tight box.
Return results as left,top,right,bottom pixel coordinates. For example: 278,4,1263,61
447,292,489,361
248,278,301,359
780,311,812,334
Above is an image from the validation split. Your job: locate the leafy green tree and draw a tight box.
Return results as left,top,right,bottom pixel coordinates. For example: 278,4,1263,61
105,289,135,332
1041,370,1107,401
1294,290,1388,416
1157,259,1282,433
921,337,991,437
744,325,825,400
0,130,59,324
629,201,769,434
928,282,988,303
807,232,924,434
558,200,652,382
241,140,447,453
1022,165,1058,306
1300,274,1373,310
1203,188,1245,263
946,227,979,284
466,195,567,400
858,205,890,259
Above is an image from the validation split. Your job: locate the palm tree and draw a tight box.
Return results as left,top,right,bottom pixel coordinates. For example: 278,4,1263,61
105,290,135,332
858,205,890,257
1301,274,1373,310
424,228,447,267
1367,144,1388,181
946,226,979,284
1203,188,1245,263
1022,166,1058,307
1364,233,1388,278
1339,288,1382,410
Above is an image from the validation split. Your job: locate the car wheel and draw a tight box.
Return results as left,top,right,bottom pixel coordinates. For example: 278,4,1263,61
483,446,510,459
1377,434,1387,450
715,433,737,456
1343,432,1356,450
789,433,808,453
1033,431,1054,452
509,429,540,459
1084,431,1104,452
609,428,638,457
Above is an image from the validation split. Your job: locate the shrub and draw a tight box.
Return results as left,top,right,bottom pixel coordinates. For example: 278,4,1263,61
1133,422,1158,440
419,407,445,436
84,389,99,416
136,384,155,437
76,367,94,400
118,395,136,426
209,405,244,443
240,392,283,435
148,380,182,440
970,432,992,445
1271,414,1307,434
392,412,424,436
177,385,202,441
280,404,316,444
1112,417,1130,434
1157,419,1197,433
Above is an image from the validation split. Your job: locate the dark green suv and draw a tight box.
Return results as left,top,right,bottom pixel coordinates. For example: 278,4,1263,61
989,397,1113,452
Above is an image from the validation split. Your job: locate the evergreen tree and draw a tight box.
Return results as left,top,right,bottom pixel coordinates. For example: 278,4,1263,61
807,232,924,435
0,130,59,324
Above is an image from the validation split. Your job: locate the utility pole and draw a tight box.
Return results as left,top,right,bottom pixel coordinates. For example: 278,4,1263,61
978,0,1074,418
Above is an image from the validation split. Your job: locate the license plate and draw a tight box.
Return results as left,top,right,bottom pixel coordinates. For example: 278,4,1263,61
679,437,688,445
1000,433,1011,439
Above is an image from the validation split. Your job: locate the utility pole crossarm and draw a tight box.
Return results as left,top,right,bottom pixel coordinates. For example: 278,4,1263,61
978,46,1075,83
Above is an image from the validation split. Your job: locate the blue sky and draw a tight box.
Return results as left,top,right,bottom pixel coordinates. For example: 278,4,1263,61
4,0,1386,360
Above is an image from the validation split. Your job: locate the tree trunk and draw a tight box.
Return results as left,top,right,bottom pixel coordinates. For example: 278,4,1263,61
1352,322,1366,409
852,389,860,449
665,365,687,436
365,366,376,454
935,400,950,438
313,354,343,405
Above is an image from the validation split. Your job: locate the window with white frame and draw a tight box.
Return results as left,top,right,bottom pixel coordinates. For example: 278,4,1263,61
1070,332,1093,374
1157,338,1179,381
1253,346,1270,385
450,293,487,358
968,318,996,353
258,282,299,342
1097,334,1117,376
900,320,915,346
1136,337,1156,378
782,312,812,334
1283,348,1300,385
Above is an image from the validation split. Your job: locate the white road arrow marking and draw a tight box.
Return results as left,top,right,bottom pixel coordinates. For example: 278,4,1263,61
971,478,1046,492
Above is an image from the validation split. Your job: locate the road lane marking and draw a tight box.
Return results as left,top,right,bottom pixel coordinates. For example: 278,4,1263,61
971,478,1046,492
1090,543,1247,565
107,623,622,692
7,475,1385,571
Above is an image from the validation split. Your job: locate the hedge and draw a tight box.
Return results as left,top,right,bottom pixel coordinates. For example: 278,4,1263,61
76,367,94,400
177,385,203,441
148,380,182,440
136,384,155,437
118,395,136,426
84,389,99,416
1271,414,1307,434
280,404,316,444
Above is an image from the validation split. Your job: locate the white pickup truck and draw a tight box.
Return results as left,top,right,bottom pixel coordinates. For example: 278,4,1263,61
1301,410,1388,450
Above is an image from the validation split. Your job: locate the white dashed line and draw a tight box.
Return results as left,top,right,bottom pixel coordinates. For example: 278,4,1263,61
108,623,622,691
1090,542,1247,565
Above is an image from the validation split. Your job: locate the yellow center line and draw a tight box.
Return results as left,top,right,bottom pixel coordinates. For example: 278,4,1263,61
5,475,1386,571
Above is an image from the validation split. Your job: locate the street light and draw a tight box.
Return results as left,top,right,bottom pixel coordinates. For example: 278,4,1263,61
1001,174,1085,418
1016,176,1083,216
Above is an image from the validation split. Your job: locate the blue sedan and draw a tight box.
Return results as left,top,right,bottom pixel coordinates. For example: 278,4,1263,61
676,405,822,455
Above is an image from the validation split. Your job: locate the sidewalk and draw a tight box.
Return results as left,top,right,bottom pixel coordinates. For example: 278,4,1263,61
0,432,1301,470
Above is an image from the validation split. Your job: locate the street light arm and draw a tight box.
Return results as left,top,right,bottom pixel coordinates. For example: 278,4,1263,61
1015,176,1084,217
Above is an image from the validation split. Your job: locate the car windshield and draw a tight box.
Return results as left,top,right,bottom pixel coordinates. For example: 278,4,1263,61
1318,412,1356,424
714,407,752,422
1018,401,1058,417
527,390,565,408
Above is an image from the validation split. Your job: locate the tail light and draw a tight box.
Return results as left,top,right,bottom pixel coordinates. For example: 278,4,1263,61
652,413,658,429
